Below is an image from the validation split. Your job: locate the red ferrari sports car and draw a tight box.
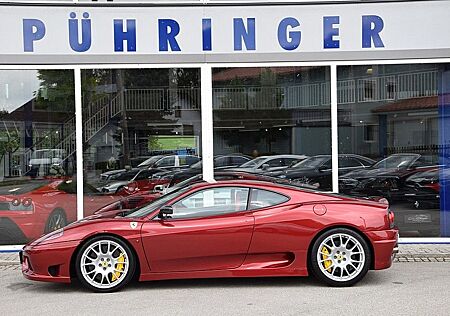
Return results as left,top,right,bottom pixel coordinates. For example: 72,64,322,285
20,180,398,292
0,178,121,244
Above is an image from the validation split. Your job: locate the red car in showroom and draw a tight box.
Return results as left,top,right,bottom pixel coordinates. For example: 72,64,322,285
0,178,121,244
20,180,398,292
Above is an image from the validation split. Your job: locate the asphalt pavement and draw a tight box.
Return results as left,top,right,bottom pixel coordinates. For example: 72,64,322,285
0,262,449,316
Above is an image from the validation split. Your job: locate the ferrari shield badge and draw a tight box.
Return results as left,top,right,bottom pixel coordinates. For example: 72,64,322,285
130,222,138,229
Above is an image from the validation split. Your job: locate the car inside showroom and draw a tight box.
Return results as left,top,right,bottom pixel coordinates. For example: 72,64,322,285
0,0,449,250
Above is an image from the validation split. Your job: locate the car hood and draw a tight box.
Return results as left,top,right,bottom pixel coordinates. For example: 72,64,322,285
101,169,126,177
28,210,141,246
283,167,318,176
227,167,286,173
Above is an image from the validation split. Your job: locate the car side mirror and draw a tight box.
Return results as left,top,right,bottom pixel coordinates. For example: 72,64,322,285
158,205,173,219
261,164,270,170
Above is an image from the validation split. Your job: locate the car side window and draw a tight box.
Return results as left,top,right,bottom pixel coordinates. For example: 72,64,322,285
156,156,175,167
249,189,289,210
266,159,284,167
232,156,249,165
284,158,300,166
340,157,362,168
135,170,152,180
214,157,229,167
186,156,200,165
171,187,250,219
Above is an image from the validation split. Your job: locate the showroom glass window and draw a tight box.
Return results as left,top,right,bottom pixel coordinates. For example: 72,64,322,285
337,64,450,237
0,69,76,245
212,67,332,191
81,68,201,215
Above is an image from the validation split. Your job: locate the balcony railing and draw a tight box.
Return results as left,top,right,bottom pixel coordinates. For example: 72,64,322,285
211,70,438,110
84,70,437,112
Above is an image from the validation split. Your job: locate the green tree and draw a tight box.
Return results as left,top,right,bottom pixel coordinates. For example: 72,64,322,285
35,70,75,112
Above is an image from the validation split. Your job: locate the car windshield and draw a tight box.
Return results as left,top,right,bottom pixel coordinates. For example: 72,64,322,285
116,170,140,180
292,156,329,169
124,186,191,218
240,157,266,168
373,155,418,169
138,156,162,167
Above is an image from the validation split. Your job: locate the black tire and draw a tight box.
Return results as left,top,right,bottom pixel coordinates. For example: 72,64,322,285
310,228,371,287
75,235,136,293
44,209,67,233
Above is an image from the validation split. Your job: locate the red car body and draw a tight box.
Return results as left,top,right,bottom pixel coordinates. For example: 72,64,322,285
20,180,398,289
0,178,121,244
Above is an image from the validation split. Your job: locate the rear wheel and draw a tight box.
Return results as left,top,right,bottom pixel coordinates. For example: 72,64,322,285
44,209,67,233
310,228,371,287
75,235,136,292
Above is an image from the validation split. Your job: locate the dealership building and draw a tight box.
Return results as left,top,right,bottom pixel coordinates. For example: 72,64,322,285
0,0,449,249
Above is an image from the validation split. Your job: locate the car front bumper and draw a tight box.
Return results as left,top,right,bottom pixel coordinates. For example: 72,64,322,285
20,240,80,284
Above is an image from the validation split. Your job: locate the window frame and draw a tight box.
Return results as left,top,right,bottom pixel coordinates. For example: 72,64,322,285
158,185,252,221
247,187,291,211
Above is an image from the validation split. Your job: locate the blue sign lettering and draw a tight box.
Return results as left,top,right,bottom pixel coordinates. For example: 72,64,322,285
159,19,181,51
23,19,46,52
202,18,212,51
277,17,301,51
114,19,137,52
233,18,256,51
362,15,385,48
323,16,340,49
68,12,92,52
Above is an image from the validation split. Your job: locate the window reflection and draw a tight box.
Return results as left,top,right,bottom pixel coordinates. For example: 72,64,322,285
0,70,76,245
212,67,332,191
338,64,448,237
81,68,202,216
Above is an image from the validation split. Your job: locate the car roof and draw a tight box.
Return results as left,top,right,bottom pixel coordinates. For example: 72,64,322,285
257,154,307,159
389,153,421,157
187,179,301,191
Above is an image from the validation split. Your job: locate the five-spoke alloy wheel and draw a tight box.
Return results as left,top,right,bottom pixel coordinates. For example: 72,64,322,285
75,235,136,292
310,228,371,287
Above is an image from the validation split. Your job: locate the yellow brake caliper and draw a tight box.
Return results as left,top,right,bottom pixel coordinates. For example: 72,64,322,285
112,254,125,281
321,247,333,272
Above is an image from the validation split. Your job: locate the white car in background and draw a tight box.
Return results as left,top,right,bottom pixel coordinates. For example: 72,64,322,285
137,154,200,169
228,154,308,174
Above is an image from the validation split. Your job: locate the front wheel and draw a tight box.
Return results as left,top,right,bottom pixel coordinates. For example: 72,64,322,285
310,228,371,287
75,235,136,292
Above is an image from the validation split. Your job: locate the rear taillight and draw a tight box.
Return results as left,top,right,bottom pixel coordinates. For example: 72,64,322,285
388,211,395,229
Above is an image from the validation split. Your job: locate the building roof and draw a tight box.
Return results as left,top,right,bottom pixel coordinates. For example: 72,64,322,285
212,66,318,82
372,96,437,113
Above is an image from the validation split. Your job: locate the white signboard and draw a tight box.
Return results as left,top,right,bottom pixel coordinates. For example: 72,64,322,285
0,1,450,63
